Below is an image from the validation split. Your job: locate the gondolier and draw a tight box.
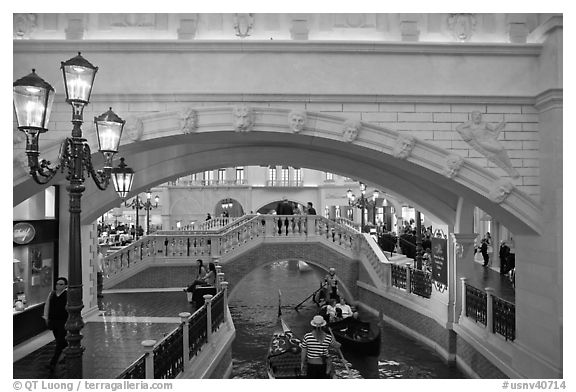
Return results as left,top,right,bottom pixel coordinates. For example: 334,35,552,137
300,315,341,378
324,268,339,301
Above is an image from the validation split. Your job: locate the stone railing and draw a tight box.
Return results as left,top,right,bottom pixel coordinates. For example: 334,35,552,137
118,283,229,379
103,215,360,280
335,217,360,232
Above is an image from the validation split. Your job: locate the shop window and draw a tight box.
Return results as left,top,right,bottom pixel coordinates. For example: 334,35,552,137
13,242,55,312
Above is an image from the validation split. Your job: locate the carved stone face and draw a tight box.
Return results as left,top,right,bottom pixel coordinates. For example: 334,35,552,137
125,117,144,142
342,120,360,142
180,108,198,134
393,135,415,159
489,180,514,203
234,106,252,132
443,154,464,178
289,111,306,133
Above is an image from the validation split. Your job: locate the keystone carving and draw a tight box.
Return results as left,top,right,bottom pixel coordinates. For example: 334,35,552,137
456,111,520,178
392,134,416,159
443,154,464,178
233,106,253,132
288,110,307,133
447,14,476,42
342,120,361,142
179,107,198,134
488,179,514,204
124,116,144,142
14,14,37,39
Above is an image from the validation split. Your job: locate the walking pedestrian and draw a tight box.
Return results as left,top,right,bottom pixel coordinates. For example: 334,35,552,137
43,277,68,373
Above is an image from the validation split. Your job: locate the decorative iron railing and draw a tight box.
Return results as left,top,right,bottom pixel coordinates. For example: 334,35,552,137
465,284,487,325
188,306,208,360
493,296,516,341
391,264,407,289
117,353,147,379
211,291,225,333
410,269,432,298
153,325,184,379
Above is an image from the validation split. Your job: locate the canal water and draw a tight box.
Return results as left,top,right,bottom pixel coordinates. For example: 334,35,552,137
229,260,465,379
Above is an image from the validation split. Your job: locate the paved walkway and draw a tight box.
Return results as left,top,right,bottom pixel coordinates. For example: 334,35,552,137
13,291,195,379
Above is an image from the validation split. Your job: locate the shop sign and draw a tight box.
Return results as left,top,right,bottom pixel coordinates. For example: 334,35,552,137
13,222,36,244
431,237,448,286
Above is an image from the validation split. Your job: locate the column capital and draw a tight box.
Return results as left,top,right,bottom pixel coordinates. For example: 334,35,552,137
451,233,478,244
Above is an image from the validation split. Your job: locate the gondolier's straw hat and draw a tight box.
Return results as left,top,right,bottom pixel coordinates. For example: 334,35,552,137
329,267,335,273
311,315,327,328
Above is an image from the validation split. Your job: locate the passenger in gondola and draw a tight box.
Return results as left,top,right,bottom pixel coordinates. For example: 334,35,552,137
300,315,341,378
335,297,353,319
323,268,340,301
325,299,337,322
333,307,344,322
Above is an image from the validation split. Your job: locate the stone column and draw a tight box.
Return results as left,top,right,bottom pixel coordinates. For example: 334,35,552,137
217,272,225,291
459,277,468,324
204,294,213,343
221,281,229,325
142,339,156,379
485,287,495,335
451,233,478,322
179,312,191,372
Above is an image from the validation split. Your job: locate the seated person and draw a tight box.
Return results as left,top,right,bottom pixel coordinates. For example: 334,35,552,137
187,262,217,293
325,299,337,322
335,297,353,319
333,307,344,322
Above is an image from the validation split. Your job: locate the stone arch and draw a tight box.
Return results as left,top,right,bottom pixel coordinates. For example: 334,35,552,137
223,243,358,302
13,106,541,235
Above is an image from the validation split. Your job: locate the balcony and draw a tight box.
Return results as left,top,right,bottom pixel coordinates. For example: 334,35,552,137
265,180,303,187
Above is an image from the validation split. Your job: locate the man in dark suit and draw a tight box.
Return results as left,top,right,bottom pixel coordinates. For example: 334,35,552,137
43,277,68,373
276,197,294,234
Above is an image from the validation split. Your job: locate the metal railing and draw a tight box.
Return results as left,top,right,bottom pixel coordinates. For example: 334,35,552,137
153,326,184,379
493,296,516,341
465,284,488,325
117,285,228,379
391,264,407,289
116,353,147,379
410,268,432,299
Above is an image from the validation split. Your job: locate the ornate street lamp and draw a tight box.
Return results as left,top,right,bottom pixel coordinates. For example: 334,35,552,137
347,182,380,232
144,190,160,234
13,53,126,379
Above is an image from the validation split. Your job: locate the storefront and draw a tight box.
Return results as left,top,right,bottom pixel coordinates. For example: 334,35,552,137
13,186,59,346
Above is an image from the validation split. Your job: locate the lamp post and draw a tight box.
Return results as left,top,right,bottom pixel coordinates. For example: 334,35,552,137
13,53,126,379
144,190,160,234
347,183,379,232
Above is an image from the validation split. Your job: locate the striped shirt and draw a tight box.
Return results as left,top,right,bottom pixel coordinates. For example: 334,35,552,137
300,332,333,359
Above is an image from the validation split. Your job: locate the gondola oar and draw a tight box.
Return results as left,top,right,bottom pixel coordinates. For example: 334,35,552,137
294,283,326,311
328,326,350,373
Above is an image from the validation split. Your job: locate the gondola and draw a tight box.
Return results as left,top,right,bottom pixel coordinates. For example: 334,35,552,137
266,291,337,379
326,316,381,356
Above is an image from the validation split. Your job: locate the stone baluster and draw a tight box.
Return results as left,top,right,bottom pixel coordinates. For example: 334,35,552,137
485,287,495,334
204,294,214,344
142,339,156,379
179,312,191,371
